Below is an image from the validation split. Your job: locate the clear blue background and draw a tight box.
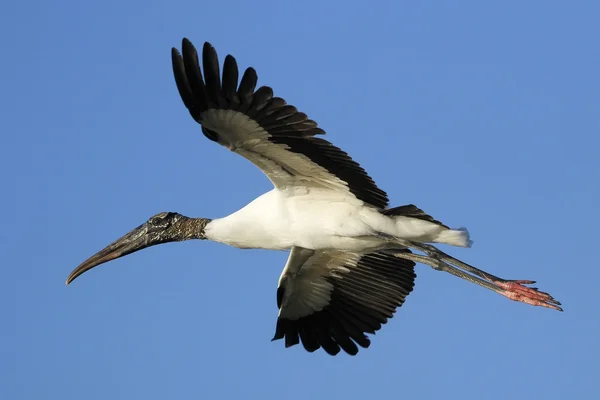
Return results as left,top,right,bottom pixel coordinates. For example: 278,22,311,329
2,1,599,399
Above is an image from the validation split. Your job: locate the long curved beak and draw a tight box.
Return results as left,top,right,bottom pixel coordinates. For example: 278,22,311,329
66,223,151,285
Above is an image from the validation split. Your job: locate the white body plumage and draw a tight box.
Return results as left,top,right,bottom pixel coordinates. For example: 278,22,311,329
205,188,470,251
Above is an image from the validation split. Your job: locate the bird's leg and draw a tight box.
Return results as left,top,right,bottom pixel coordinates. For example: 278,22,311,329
380,234,563,311
413,243,562,309
390,251,505,291
391,250,562,311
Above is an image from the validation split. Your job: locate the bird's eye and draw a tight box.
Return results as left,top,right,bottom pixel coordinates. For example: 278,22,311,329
149,217,161,225
148,212,173,229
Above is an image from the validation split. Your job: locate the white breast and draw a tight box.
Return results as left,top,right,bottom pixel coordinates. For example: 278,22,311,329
204,188,379,251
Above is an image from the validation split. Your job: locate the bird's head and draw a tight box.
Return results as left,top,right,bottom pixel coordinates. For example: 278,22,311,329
66,212,210,285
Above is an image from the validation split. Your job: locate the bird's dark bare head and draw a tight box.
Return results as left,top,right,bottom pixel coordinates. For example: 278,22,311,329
146,212,192,241
66,212,211,285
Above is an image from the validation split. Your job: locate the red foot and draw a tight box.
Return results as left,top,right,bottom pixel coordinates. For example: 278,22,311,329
493,279,563,311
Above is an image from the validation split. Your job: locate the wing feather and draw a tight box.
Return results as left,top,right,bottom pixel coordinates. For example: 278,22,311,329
273,247,416,355
171,39,389,208
221,55,240,107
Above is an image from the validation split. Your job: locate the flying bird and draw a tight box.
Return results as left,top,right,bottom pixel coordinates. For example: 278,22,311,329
67,38,562,356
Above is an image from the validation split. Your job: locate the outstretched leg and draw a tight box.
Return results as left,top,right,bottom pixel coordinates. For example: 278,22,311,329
418,243,560,306
383,237,562,311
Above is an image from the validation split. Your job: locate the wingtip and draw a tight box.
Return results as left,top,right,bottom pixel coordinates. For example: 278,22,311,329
246,66,257,76
181,38,198,58
181,38,213,52
202,42,218,63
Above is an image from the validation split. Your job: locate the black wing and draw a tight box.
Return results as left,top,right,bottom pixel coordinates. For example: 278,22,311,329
274,248,416,355
171,38,389,209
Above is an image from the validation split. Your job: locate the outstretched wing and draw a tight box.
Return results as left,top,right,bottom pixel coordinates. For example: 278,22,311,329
274,247,416,355
171,39,389,209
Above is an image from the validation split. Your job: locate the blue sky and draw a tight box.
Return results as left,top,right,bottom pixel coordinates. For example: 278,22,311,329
2,0,599,399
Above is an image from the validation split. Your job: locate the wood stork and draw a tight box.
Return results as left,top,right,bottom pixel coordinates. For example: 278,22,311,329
67,38,562,356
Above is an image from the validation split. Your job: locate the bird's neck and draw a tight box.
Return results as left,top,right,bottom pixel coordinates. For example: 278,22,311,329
180,217,213,240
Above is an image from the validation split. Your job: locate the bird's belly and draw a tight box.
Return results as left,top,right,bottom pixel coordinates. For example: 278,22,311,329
206,219,295,250
209,218,379,251
293,233,384,252
282,201,384,251
206,188,385,251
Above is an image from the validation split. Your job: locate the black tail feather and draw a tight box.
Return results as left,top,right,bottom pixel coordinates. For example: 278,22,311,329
382,204,449,229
